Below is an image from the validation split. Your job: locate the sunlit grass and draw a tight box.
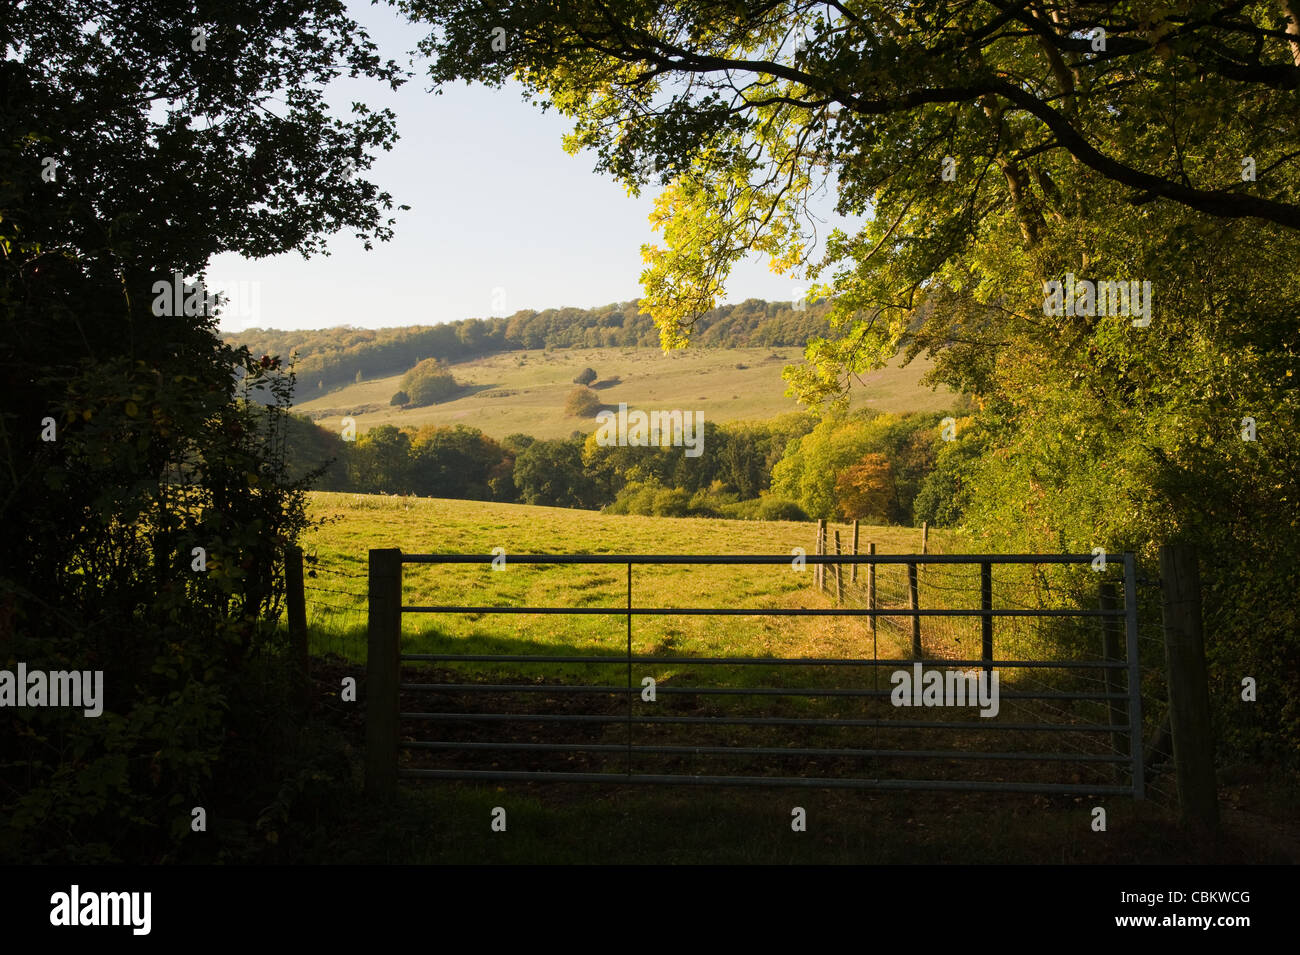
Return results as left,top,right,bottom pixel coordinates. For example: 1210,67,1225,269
294,347,957,440
295,492,1122,725
288,492,1146,800
298,491,942,681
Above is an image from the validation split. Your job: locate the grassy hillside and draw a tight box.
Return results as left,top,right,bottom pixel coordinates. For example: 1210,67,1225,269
293,347,958,440
299,490,942,666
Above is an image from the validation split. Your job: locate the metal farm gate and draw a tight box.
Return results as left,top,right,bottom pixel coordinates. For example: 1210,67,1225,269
364,550,1152,799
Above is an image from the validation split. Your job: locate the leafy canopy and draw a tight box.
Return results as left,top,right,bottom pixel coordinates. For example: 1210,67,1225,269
401,0,1300,396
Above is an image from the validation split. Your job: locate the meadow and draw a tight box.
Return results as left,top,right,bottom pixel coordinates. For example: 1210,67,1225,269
298,490,1106,674
292,347,957,439
298,490,946,668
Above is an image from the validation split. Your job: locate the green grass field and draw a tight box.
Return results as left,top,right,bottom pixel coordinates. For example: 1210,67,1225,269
299,490,943,667
293,347,959,439
298,491,1088,680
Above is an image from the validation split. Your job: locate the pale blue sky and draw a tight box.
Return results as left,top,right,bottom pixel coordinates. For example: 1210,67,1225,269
210,1,849,333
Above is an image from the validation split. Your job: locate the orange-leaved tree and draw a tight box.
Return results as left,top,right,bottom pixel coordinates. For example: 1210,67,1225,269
835,454,895,522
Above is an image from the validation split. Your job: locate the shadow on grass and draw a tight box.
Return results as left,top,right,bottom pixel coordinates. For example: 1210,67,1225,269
310,779,1276,864
295,623,1143,798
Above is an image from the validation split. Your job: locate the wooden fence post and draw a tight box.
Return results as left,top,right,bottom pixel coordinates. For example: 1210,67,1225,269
1099,580,1127,783
919,522,929,585
851,520,859,584
816,519,826,592
908,560,922,659
866,542,876,638
285,545,309,713
833,530,844,605
1160,544,1217,829
366,548,402,798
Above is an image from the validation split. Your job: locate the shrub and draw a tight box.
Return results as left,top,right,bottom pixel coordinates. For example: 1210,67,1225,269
687,482,739,517
720,498,761,520
651,486,692,517
400,358,461,407
756,495,808,521
390,390,409,406
606,480,690,516
573,367,598,385
565,386,603,417
605,480,658,515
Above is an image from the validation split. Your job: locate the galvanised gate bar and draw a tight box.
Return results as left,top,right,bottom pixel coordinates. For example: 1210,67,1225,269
364,550,1144,798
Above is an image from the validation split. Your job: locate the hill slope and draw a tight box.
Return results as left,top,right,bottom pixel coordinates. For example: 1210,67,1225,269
226,298,833,396
294,346,956,439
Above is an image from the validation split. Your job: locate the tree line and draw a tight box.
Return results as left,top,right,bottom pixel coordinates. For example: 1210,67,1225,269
285,408,960,524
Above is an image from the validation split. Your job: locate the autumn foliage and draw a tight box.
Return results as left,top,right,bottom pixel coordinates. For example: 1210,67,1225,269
835,454,895,521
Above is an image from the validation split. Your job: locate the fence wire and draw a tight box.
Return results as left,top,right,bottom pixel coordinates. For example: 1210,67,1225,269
300,550,368,659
